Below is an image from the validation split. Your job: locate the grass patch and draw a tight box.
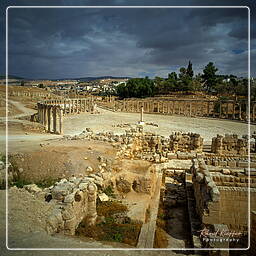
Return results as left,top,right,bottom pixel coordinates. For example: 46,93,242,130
76,200,141,247
76,220,141,246
102,185,115,197
10,175,58,189
97,200,128,217
35,177,58,188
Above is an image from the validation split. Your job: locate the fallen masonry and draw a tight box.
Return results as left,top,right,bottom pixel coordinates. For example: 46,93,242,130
45,179,97,235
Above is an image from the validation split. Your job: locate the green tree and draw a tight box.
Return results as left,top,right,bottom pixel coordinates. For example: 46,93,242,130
202,62,218,92
179,67,187,79
178,67,193,91
186,60,194,78
116,77,155,98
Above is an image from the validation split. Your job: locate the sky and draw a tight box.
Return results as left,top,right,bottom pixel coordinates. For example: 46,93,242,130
0,0,255,79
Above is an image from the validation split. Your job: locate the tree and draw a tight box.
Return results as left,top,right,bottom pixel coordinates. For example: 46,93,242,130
178,66,193,91
179,67,187,79
186,60,194,78
168,72,178,81
202,62,218,92
116,77,156,98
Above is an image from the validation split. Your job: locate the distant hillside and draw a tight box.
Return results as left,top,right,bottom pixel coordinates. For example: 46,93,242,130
0,75,25,80
68,76,131,81
0,75,131,81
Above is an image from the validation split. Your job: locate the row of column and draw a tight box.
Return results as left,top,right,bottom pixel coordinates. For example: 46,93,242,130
37,103,63,134
9,91,51,97
44,98,94,115
117,100,255,121
37,98,95,134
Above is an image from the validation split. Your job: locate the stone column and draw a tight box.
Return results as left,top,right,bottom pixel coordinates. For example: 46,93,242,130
246,103,249,121
225,103,229,119
157,102,160,113
253,104,256,122
63,100,66,115
43,105,47,128
140,106,144,122
207,101,210,116
239,104,242,120
72,100,75,114
232,103,236,119
76,99,79,113
53,106,57,134
79,99,81,113
219,102,222,118
69,100,71,114
83,99,86,112
59,107,63,134
37,103,41,123
47,106,52,133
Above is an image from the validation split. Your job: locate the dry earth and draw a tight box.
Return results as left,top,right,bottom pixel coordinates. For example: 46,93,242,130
64,107,254,143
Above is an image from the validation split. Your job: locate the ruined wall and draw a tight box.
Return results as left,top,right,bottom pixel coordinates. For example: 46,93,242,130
115,129,203,163
204,155,253,169
217,186,256,231
169,132,203,152
191,158,255,232
211,134,248,155
46,178,97,235
114,164,157,196
191,159,220,225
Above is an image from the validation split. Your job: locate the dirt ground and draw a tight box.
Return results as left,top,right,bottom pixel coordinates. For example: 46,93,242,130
8,139,117,183
63,107,254,143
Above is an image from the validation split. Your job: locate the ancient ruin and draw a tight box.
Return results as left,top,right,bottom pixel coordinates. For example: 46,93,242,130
1,87,255,254
108,98,255,122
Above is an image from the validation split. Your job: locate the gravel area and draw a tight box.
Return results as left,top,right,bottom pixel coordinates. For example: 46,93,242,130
64,107,255,143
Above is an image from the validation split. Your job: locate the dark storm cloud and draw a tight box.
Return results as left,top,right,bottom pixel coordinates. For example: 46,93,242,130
0,0,255,78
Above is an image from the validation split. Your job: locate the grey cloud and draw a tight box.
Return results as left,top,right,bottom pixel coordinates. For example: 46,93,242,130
0,0,255,78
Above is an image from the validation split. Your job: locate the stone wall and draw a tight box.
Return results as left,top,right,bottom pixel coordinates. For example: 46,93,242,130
114,129,203,162
204,155,254,169
190,158,220,224
211,134,248,155
114,164,158,196
45,178,97,235
169,132,203,152
191,158,256,232
217,186,256,231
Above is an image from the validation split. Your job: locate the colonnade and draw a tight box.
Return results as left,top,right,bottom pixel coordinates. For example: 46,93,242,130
9,91,52,98
37,98,94,134
115,99,255,122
